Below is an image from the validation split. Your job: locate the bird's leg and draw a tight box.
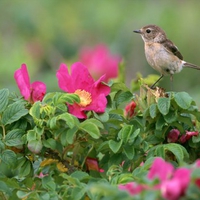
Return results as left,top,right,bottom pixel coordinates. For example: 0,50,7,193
150,74,164,89
170,74,173,90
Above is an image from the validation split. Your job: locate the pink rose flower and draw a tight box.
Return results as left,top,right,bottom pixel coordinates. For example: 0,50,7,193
148,158,190,200
161,168,190,200
148,157,174,182
79,44,121,82
118,182,144,196
14,64,46,103
56,62,110,119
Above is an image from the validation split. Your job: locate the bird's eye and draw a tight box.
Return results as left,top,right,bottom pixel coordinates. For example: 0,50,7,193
146,29,151,33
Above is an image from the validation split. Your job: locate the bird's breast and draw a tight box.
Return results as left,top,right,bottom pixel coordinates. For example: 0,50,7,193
144,42,183,75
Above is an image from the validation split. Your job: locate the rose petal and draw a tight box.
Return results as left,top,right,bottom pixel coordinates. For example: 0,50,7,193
14,64,31,100
31,81,46,102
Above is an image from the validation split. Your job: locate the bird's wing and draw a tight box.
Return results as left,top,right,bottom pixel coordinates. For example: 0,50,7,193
161,39,183,60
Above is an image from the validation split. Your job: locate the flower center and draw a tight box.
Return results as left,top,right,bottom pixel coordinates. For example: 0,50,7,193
74,89,92,107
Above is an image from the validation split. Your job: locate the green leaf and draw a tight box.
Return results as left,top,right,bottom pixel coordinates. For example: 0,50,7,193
28,140,43,154
111,82,130,92
115,91,134,106
93,111,109,122
164,143,189,163
66,127,78,144
79,122,101,139
72,186,86,200
1,102,28,125
43,138,57,150
129,128,140,144
85,118,104,129
5,129,25,146
157,97,170,115
19,159,32,177
164,110,177,123
174,92,193,109
123,145,135,160
155,145,165,158
58,113,79,129
119,125,133,143
0,180,11,194
149,104,157,118
17,191,31,199
156,115,165,131
1,150,16,166
109,140,122,153
29,101,41,119
71,171,90,181
42,176,56,191
27,130,37,141
0,88,9,113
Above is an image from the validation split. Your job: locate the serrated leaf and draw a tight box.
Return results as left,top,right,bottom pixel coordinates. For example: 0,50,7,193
2,102,28,125
109,140,122,153
157,97,170,115
174,92,193,109
115,91,134,106
59,113,78,129
149,104,157,118
155,145,165,158
111,82,129,92
79,122,101,139
164,143,188,163
0,88,9,113
164,110,177,123
85,118,104,129
1,150,16,166
5,129,25,146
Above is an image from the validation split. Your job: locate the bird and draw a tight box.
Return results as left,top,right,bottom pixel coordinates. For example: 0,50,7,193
133,24,200,88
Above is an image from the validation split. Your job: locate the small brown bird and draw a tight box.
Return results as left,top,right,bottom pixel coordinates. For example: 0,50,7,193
134,24,200,88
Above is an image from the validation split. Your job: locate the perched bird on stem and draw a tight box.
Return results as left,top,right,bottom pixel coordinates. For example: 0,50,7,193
134,24,200,88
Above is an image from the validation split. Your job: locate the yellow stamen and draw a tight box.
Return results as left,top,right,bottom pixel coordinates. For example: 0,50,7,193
74,89,92,107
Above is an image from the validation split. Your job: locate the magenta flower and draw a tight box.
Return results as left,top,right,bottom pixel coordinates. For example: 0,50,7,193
167,129,180,143
14,64,46,103
148,158,190,200
79,44,121,82
56,62,110,119
119,182,145,196
148,157,174,182
161,168,190,200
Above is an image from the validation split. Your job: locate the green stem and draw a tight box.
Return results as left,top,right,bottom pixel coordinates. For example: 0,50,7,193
1,125,6,139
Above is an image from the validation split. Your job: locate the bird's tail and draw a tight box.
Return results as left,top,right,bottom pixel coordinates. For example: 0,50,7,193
183,62,200,70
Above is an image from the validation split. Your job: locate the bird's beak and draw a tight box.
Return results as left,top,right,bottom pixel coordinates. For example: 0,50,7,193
133,29,141,34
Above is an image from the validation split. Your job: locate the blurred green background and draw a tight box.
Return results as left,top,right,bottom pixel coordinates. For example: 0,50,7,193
1,0,200,100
